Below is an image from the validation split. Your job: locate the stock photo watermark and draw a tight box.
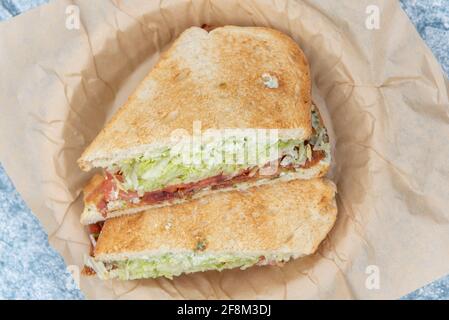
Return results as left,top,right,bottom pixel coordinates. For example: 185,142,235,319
365,265,380,290
168,124,293,176
65,5,80,30
66,265,80,290
365,5,380,30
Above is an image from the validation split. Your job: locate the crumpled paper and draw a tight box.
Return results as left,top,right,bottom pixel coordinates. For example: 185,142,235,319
0,0,449,299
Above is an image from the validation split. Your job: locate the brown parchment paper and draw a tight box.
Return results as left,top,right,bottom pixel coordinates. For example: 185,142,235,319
1,0,449,300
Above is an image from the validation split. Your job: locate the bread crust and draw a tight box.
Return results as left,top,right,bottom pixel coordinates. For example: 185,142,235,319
78,26,312,171
94,178,337,261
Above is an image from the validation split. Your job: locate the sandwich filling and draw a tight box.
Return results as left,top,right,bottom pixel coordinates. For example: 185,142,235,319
84,222,295,279
85,252,294,280
84,107,330,218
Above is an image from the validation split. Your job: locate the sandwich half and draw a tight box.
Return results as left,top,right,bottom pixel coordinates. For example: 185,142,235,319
78,26,331,224
84,178,337,280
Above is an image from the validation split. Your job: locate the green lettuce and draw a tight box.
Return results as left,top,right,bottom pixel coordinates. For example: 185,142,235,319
86,252,293,280
113,108,329,193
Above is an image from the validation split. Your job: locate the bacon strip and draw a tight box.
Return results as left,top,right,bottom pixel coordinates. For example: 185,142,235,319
302,150,325,169
201,24,217,32
86,221,104,256
81,266,96,276
84,149,326,217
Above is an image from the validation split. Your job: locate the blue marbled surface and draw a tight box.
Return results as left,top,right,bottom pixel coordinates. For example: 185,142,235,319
0,0,448,300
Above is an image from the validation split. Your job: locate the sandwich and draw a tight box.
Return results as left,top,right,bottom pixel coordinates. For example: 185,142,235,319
84,178,337,280
78,26,331,225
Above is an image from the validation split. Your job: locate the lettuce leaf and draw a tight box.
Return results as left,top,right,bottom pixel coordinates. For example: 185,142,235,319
87,253,293,280
115,107,330,193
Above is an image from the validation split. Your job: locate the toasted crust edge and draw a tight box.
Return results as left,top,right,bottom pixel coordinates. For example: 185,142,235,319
93,178,337,261
78,25,312,171
80,160,330,225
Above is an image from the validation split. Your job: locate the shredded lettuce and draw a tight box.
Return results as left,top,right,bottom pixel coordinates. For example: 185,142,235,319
86,252,293,280
310,108,331,154
113,108,330,193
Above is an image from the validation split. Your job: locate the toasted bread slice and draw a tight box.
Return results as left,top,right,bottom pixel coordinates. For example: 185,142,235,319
85,178,337,280
78,26,312,171
80,101,330,225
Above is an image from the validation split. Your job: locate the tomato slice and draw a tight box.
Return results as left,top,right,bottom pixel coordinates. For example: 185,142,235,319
88,223,101,234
